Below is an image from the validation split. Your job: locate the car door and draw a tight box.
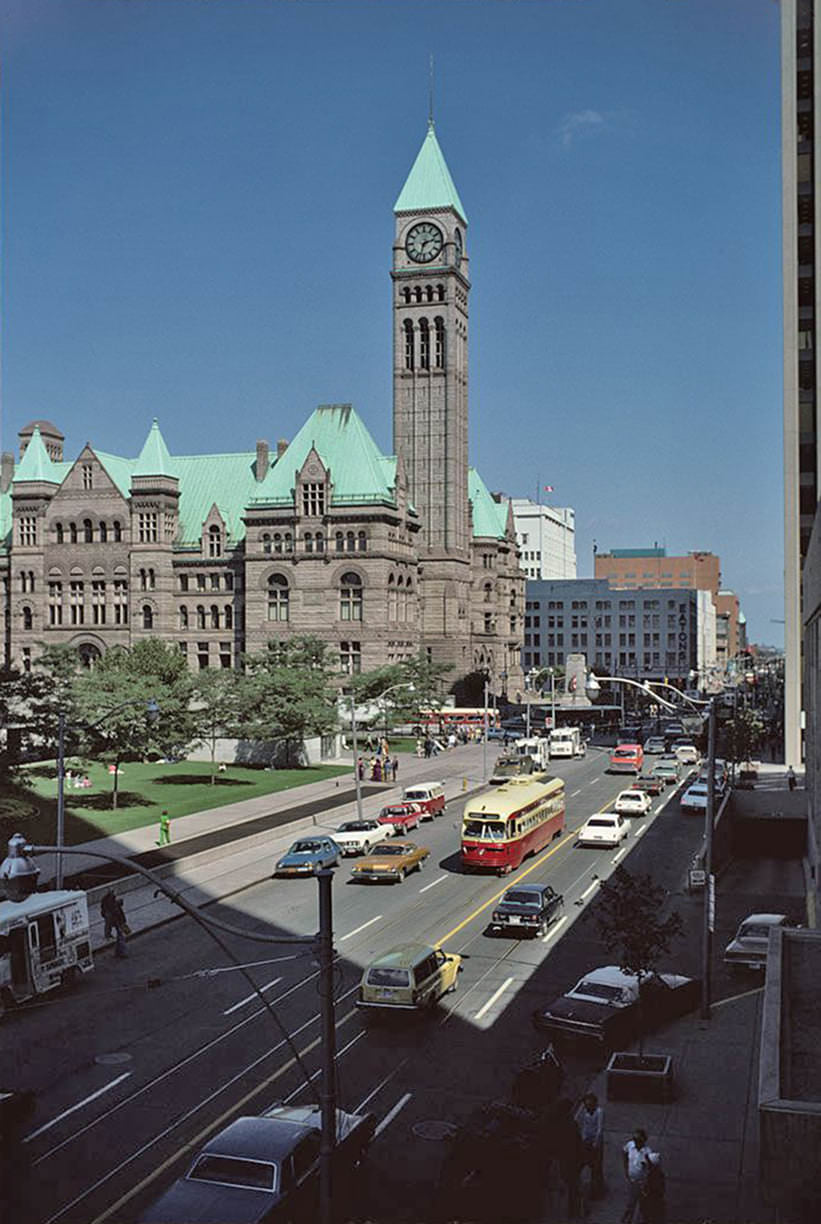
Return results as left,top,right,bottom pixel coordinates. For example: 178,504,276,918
287,1131,322,1219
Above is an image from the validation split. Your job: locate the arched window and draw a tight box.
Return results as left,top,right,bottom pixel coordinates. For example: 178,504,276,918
414,286,423,303
273,533,282,554
357,531,366,552
69,522,78,544
197,605,206,630
388,573,397,622
142,604,153,630
484,582,493,602
434,317,445,368
208,525,222,558
304,532,314,553
83,519,93,543
267,574,289,622
419,318,430,370
284,532,293,553
55,522,64,544
224,605,233,629
148,568,155,590
210,605,220,629
426,284,434,302
335,531,345,552
403,319,414,370
99,521,108,543
346,531,356,552
402,287,411,304
340,572,363,622
22,606,33,631
262,533,272,554
436,283,445,302
112,520,122,542
180,605,189,629
315,532,324,553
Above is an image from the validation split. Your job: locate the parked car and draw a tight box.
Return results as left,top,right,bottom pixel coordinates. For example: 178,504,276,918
377,803,422,834
273,837,341,877
486,727,508,742
350,840,430,883
333,819,386,856
357,942,462,1012
136,1104,375,1224
401,782,445,819
532,965,701,1047
576,812,630,848
724,913,793,971
680,782,709,812
643,736,667,755
652,759,682,786
488,884,564,938
614,789,652,817
632,773,664,797
673,743,700,767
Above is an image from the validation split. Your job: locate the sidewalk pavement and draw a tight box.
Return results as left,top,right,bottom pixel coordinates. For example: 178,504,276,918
74,742,492,953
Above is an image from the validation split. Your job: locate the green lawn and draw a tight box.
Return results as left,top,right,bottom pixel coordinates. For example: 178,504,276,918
0,760,350,849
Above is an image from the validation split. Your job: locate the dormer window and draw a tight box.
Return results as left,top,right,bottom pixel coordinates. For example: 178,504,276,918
302,481,325,517
208,524,222,557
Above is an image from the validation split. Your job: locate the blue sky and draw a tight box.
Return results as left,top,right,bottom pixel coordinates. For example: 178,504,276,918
0,0,782,643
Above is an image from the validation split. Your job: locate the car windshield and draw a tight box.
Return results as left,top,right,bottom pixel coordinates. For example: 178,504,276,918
338,822,370,832
188,1154,277,1192
292,842,321,854
573,981,626,1002
367,967,411,987
618,793,639,801
463,819,505,841
586,819,615,828
381,808,408,818
403,790,428,801
503,890,540,906
739,924,771,939
613,749,636,758
372,844,408,856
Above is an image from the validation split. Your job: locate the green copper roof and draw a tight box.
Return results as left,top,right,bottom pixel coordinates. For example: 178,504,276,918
394,122,467,223
94,451,137,499
469,468,507,540
254,404,397,504
133,419,177,479
174,453,258,545
13,426,59,484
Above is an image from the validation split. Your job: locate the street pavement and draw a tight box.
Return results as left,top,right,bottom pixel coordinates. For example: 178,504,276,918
57,751,807,1222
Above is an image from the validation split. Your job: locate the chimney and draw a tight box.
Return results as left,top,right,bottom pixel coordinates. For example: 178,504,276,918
1,452,14,492
276,438,288,460
255,440,269,482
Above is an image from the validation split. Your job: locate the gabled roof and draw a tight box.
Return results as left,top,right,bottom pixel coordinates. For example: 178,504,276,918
253,404,397,505
469,468,507,540
394,121,467,223
13,427,59,484
133,419,177,479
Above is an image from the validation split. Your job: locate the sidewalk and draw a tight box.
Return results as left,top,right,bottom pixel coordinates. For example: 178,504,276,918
75,742,493,953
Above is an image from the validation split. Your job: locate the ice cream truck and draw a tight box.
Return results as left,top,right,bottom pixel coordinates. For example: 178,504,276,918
0,890,93,1016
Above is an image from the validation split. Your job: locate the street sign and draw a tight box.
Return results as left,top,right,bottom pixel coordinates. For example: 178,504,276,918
688,867,706,890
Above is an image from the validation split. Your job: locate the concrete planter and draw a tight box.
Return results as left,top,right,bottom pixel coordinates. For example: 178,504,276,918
605,1052,674,1103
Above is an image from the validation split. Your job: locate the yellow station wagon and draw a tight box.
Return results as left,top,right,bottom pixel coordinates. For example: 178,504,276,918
350,840,430,883
357,943,463,1012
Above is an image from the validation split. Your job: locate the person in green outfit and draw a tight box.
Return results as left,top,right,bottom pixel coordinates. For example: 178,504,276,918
156,810,171,846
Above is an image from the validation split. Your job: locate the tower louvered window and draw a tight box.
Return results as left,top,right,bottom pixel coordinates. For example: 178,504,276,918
403,320,414,369
434,317,445,368
419,318,430,370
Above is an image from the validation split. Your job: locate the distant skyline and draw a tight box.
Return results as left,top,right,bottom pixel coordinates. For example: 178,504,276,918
0,0,783,643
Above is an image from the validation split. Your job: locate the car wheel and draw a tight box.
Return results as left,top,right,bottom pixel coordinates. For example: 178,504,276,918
396,869,405,882
537,918,548,937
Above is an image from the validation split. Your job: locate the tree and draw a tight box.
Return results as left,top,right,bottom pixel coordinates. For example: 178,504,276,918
346,654,453,731
73,641,196,806
591,866,684,1057
242,637,338,766
192,669,248,783
718,706,763,777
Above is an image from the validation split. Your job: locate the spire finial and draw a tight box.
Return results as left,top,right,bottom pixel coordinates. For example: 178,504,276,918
428,52,434,128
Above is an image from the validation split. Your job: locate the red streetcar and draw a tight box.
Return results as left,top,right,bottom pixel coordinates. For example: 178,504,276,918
461,777,565,876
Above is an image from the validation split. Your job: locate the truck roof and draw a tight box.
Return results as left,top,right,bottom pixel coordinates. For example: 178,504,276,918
0,889,88,926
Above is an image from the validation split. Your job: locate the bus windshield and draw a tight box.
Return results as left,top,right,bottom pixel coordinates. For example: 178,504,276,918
463,818,505,841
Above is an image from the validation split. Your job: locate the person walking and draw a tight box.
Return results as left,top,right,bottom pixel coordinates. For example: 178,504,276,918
391,756,399,782
787,765,797,791
156,810,171,846
576,1092,605,1199
100,890,119,940
552,1097,583,1218
621,1129,660,1224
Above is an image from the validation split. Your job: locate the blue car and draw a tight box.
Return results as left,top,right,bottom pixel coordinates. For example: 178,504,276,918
273,836,341,877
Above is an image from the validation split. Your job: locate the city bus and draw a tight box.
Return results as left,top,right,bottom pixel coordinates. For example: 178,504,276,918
418,708,500,733
460,776,565,875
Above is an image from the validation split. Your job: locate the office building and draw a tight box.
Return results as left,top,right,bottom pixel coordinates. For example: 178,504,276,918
510,499,576,579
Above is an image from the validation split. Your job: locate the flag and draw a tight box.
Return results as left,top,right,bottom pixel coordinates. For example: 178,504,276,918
543,485,554,493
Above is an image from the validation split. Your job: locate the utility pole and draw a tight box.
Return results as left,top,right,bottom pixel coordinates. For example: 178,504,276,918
317,868,337,1224
701,697,717,1020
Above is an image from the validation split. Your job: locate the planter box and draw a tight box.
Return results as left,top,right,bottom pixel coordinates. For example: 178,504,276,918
606,1052,674,1103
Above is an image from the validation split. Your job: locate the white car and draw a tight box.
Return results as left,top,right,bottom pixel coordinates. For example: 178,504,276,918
576,812,630,848
614,789,652,817
333,819,387,856
724,913,792,971
674,744,700,766
680,782,709,812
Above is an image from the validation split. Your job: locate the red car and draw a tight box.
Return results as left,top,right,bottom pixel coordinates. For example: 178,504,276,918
377,803,423,834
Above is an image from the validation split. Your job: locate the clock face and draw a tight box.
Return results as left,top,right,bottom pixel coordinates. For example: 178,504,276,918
406,222,444,264
454,227,463,268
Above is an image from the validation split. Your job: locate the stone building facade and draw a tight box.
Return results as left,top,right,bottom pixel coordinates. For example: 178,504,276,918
0,125,524,694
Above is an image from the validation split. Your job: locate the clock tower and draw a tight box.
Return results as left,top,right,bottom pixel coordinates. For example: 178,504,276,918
392,121,472,667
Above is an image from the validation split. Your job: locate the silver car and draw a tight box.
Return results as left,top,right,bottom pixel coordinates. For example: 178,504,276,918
724,913,792,971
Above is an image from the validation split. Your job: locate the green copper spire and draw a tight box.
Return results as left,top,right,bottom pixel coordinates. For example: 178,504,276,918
394,121,467,223
13,426,58,483
133,418,176,478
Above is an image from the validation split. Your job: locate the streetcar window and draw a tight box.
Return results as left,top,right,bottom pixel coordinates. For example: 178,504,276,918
463,819,505,840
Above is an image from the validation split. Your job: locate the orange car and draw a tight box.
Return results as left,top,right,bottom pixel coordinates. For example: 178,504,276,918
350,841,430,883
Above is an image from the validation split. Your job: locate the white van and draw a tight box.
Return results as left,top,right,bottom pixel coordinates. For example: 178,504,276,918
0,890,93,1015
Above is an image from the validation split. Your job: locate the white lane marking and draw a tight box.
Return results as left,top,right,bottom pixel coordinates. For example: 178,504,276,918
339,915,382,942
474,976,514,1021
374,1092,412,1137
541,915,568,944
570,789,581,798
713,986,764,1007
281,1031,366,1102
612,846,629,864
24,1074,132,1143
634,825,647,838
223,977,282,1015
580,879,600,901
354,1060,409,1114
588,779,599,786
419,875,448,893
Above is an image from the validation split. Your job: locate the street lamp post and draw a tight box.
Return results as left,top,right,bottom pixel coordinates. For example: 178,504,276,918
701,696,717,1021
346,682,415,819
482,669,490,784
548,667,556,733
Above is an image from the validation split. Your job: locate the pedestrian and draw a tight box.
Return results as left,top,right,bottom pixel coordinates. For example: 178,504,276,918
100,889,119,940
357,757,365,780
156,810,171,846
552,1097,583,1218
424,737,432,759
621,1128,660,1224
640,1152,666,1224
576,1092,605,1199
787,765,797,791
391,756,399,782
